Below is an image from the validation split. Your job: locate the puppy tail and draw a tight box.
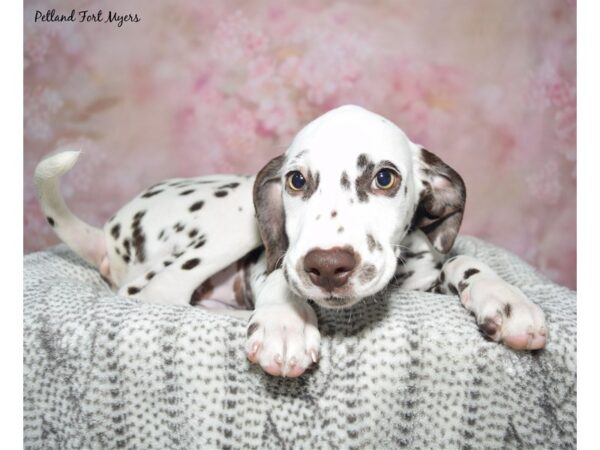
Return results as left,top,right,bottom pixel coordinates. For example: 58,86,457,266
34,150,110,278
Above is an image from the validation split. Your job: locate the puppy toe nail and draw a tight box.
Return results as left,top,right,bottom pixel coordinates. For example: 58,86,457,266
310,350,318,363
275,354,283,365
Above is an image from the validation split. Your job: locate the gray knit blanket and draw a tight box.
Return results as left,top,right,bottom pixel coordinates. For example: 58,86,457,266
23,237,576,449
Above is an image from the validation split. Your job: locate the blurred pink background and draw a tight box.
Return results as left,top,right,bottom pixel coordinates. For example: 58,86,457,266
24,0,576,288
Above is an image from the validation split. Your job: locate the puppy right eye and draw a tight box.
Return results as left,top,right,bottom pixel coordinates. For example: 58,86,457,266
287,171,306,191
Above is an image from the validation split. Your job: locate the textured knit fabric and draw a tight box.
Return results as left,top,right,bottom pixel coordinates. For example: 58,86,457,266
23,237,576,449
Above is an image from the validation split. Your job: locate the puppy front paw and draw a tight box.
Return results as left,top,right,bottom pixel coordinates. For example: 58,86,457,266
466,277,547,350
246,302,320,377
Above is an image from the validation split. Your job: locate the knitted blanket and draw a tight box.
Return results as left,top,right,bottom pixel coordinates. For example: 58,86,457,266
23,237,576,449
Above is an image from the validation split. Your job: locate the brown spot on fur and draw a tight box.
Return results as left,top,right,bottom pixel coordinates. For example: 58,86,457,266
131,211,146,263
127,286,140,295
479,319,498,337
394,270,415,285
146,271,155,280
464,268,480,279
247,322,259,338
214,190,228,198
190,279,214,305
504,303,512,318
111,224,120,239
182,258,200,270
426,281,440,293
239,250,261,308
123,238,131,255
355,157,375,203
338,226,344,233
358,264,377,283
357,153,368,168
366,234,377,252
218,182,240,189
179,189,195,196
301,170,320,200
189,201,204,212
458,280,469,293
448,283,458,295
404,251,428,259
331,210,337,218
366,234,383,252
142,190,162,198
340,171,351,190
46,216,55,227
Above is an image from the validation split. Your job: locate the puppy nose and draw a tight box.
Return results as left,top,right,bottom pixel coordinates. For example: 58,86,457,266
303,247,357,291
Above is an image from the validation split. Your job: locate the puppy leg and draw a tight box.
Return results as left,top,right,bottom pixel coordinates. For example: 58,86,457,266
435,256,547,350
245,264,320,378
120,244,257,306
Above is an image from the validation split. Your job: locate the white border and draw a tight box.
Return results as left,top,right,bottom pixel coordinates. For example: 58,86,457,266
1,0,23,447
10,1,586,448
578,0,597,447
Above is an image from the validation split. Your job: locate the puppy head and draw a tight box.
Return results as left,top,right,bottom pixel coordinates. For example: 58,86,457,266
254,105,465,308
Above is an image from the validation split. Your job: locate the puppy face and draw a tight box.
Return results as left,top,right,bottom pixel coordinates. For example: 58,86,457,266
254,105,465,309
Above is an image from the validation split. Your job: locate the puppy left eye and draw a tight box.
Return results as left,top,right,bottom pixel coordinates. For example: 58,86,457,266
287,171,306,191
374,169,398,190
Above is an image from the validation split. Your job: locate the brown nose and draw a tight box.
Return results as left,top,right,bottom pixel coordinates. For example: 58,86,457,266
303,247,357,291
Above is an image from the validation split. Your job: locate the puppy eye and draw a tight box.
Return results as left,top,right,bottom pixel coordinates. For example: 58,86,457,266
287,171,306,191
374,169,397,190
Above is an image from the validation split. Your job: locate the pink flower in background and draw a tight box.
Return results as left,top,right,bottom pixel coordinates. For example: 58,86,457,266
524,62,576,145
23,0,576,288
211,10,270,64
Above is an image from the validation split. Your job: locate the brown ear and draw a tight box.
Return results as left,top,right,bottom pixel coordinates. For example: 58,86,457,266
412,148,466,254
253,154,288,273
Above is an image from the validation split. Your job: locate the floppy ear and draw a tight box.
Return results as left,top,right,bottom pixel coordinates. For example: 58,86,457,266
411,147,466,254
253,154,288,273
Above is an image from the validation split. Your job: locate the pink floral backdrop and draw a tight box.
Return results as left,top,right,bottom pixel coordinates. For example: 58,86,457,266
24,0,576,288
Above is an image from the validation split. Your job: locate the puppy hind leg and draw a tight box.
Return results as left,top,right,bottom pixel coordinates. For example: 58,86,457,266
122,244,260,306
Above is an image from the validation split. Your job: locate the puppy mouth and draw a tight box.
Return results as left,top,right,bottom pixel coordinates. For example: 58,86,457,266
313,295,359,309
288,263,385,302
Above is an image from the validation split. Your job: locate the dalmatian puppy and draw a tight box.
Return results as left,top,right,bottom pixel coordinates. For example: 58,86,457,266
34,105,547,378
